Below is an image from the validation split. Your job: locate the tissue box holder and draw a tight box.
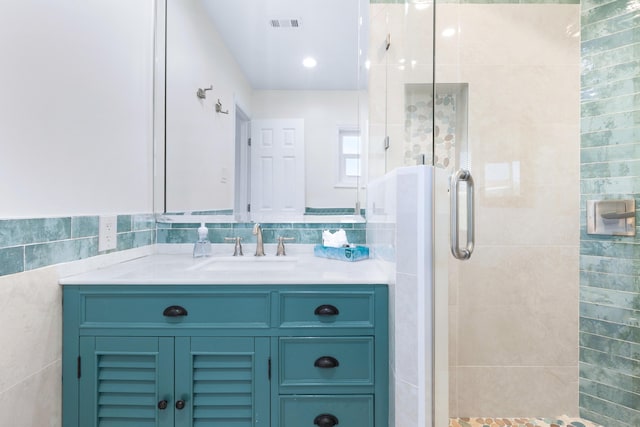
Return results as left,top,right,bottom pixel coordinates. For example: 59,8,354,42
313,244,369,262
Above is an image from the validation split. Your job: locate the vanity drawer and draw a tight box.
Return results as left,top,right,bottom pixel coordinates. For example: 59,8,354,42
77,290,270,329
279,337,374,393
279,395,373,427
278,291,375,328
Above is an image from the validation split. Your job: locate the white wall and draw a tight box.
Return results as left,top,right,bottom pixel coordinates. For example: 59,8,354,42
251,90,364,208
165,0,252,213
0,2,157,426
0,0,155,218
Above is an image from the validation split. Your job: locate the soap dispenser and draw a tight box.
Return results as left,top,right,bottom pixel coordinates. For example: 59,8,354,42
193,222,212,258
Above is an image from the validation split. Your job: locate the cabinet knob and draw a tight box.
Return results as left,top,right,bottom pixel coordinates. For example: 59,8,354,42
314,304,339,316
175,400,186,410
314,356,340,369
163,305,188,317
157,400,168,410
314,413,339,427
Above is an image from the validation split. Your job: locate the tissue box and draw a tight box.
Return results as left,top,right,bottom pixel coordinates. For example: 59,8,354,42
313,245,369,262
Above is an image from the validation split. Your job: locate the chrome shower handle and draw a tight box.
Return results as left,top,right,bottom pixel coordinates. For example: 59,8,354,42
450,169,475,260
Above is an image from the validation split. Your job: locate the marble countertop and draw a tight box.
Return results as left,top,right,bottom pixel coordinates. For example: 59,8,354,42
59,244,389,285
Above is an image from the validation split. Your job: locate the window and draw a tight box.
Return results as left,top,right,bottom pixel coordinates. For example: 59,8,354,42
337,128,361,187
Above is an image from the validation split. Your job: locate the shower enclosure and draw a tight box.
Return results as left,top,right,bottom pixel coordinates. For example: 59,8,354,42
366,0,581,426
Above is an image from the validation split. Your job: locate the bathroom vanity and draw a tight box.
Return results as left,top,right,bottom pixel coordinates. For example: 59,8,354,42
60,249,389,427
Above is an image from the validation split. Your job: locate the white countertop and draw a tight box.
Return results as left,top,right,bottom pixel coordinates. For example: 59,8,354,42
59,244,389,286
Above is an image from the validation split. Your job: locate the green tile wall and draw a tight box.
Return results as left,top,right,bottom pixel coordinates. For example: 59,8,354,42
156,221,366,246
580,0,640,425
0,214,156,277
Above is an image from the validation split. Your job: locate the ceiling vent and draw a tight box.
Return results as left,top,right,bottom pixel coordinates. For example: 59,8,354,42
269,18,302,28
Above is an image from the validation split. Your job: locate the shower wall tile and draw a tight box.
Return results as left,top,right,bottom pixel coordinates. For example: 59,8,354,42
580,0,640,423
456,366,579,417
0,213,156,277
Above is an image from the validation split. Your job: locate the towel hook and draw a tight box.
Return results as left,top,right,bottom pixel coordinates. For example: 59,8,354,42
215,99,229,114
196,85,213,99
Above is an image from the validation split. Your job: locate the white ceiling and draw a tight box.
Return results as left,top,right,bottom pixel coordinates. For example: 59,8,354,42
200,0,369,90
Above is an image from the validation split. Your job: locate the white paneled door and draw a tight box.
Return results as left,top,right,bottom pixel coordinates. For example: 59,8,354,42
250,119,305,220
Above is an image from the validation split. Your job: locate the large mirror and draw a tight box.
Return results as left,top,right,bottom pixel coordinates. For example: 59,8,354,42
162,0,369,222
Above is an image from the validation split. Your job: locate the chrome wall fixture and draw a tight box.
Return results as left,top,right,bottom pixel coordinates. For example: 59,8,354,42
215,99,229,114
587,199,636,236
450,169,475,260
196,85,213,99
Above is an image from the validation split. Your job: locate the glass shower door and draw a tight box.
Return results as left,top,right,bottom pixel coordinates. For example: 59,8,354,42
435,0,581,421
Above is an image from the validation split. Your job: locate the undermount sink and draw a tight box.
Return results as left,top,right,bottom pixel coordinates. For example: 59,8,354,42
188,256,299,272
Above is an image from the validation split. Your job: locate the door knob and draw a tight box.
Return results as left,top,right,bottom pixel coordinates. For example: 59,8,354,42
175,400,186,410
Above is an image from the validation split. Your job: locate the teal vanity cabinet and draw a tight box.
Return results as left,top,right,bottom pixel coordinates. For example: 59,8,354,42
62,284,388,427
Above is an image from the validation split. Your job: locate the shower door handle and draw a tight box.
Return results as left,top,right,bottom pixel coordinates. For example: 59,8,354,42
450,169,475,260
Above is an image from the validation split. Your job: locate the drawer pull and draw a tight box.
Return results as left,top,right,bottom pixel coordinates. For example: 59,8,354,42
314,414,339,427
157,400,168,410
314,304,339,316
175,400,186,410
163,305,188,317
314,356,340,369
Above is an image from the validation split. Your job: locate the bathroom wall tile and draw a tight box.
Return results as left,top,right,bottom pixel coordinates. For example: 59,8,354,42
582,1,636,30
581,143,640,164
580,159,640,179
580,254,640,276
132,214,156,230
581,285,640,311
581,11,637,42
580,408,632,427
581,302,639,329
580,346,640,378
24,237,98,270
582,44,640,73
580,127,640,149
0,267,62,392
0,217,71,247
580,393,640,426
117,215,132,232
0,247,24,276
581,175,640,195
580,332,640,361
456,366,579,417
580,240,640,259
580,270,640,293
579,362,640,398
581,111,640,135
580,317,640,348
71,216,98,238
0,360,61,427
117,230,155,251
581,61,640,91
581,94,640,120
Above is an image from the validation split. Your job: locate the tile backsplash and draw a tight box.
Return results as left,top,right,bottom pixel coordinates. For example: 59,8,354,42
156,221,366,246
0,215,365,277
0,214,156,277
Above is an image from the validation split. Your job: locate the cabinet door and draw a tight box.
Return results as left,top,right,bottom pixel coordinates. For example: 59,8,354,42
79,336,174,427
174,337,270,427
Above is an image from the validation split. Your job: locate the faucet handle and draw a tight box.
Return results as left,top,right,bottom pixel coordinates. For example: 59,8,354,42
224,237,244,256
276,236,295,256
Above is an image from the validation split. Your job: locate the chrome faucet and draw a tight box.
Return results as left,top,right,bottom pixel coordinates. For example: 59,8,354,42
253,223,265,256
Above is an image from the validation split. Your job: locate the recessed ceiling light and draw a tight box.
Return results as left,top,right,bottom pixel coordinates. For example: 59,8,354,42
302,57,317,68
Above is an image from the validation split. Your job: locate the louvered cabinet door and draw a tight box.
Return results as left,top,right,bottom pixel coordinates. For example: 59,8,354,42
174,337,270,427
78,336,174,427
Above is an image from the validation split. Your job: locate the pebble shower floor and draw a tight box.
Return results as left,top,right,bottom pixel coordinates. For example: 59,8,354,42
449,416,603,427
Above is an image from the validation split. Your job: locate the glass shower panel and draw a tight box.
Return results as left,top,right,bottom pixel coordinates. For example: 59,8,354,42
435,0,581,420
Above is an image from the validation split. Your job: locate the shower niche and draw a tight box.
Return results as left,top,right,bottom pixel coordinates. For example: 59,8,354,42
404,83,469,171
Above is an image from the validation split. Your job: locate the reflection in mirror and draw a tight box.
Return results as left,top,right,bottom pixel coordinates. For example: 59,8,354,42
164,0,369,222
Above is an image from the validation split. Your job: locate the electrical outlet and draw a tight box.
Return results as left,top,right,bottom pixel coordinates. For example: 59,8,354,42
98,215,117,252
